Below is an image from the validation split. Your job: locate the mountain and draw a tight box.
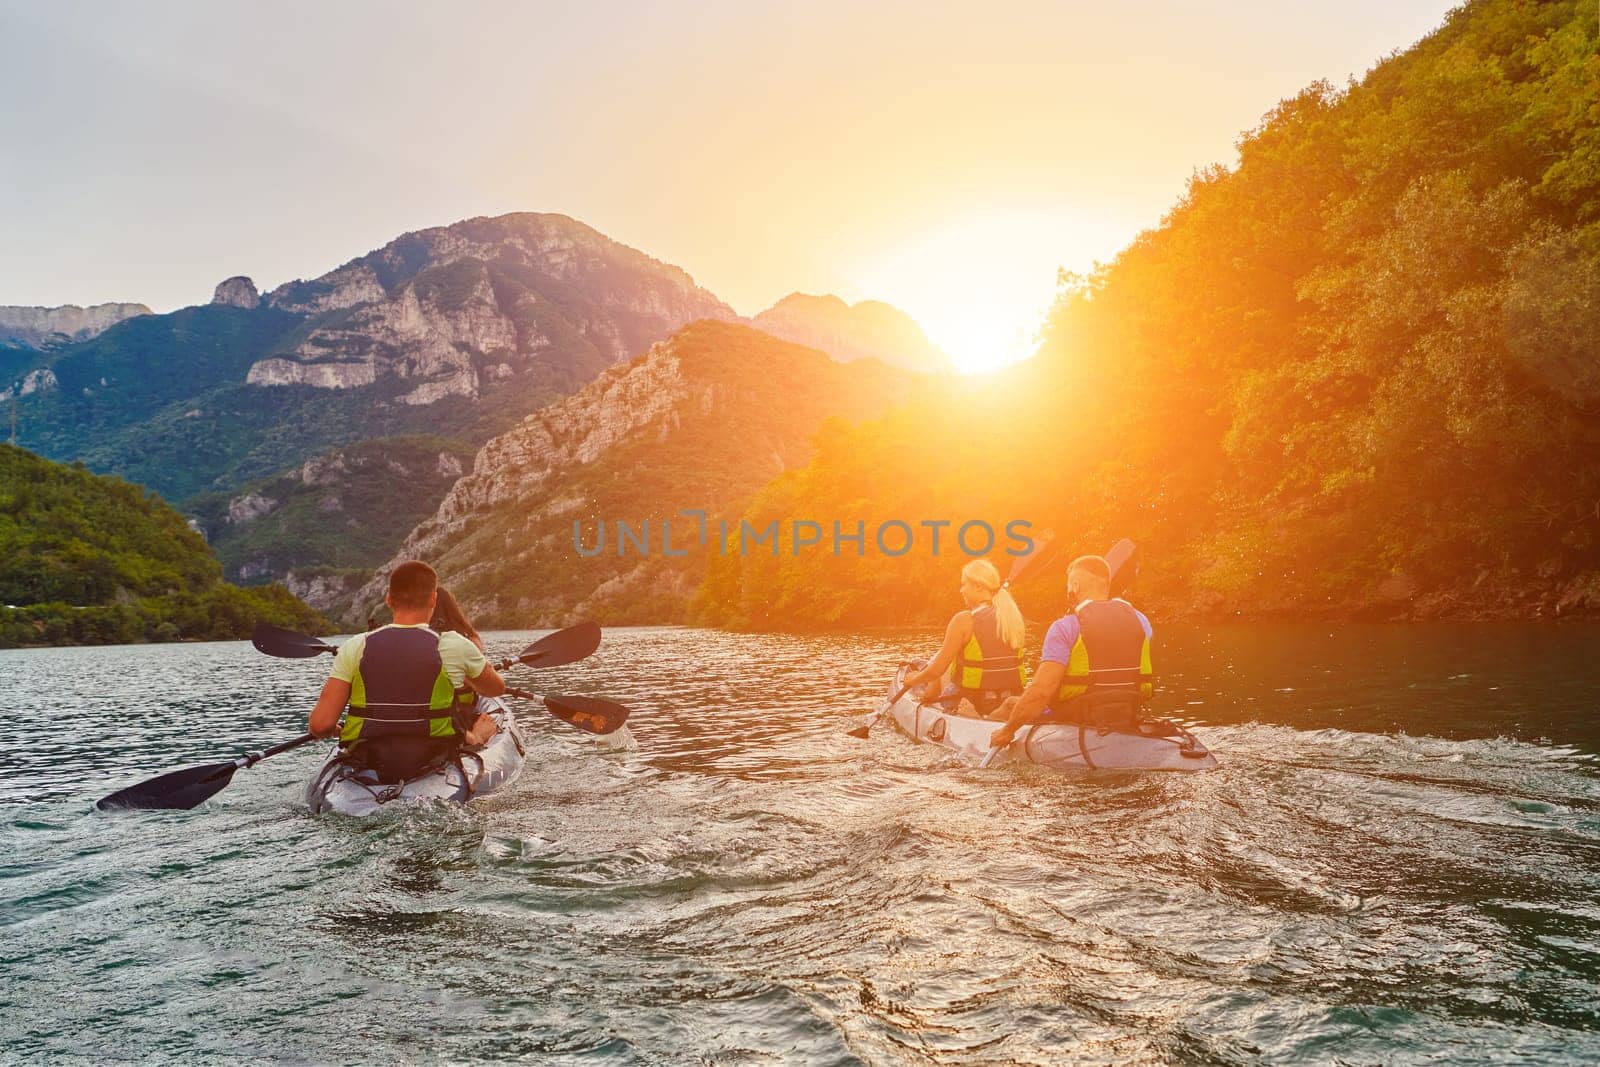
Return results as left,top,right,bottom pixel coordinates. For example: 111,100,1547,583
188,434,478,584
2,214,953,600
348,321,910,628
5,213,736,507
0,443,323,647
752,293,952,373
0,302,150,349
693,0,1600,628
249,213,736,400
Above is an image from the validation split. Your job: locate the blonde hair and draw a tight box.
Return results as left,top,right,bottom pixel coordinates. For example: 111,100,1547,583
962,558,1026,651
1067,554,1112,600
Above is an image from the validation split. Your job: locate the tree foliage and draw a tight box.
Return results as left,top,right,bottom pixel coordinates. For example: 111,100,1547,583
0,444,325,646
693,0,1600,628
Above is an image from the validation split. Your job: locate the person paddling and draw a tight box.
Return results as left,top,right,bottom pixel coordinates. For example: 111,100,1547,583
988,553,1154,750
429,583,490,726
900,558,1027,718
306,561,506,783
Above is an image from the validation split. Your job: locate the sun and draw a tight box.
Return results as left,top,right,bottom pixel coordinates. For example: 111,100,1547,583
848,212,1079,375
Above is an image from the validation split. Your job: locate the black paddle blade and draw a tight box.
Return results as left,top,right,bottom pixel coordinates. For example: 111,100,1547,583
544,693,630,735
96,761,238,811
251,623,336,659
518,621,602,669
845,724,871,740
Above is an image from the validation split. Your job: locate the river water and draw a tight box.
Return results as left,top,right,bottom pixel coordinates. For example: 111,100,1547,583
2,623,1597,1064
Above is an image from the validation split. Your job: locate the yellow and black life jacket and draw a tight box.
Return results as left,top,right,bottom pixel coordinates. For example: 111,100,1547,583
950,604,1027,696
339,626,461,747
1050,598,1154,720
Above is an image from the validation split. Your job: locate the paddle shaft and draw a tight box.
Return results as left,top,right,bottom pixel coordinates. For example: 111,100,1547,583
196,732,322,779
206,731,322,782
253,732,320,764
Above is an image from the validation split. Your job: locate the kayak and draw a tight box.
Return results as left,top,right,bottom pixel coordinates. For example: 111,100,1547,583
304,696,527,815
883,664,1218,773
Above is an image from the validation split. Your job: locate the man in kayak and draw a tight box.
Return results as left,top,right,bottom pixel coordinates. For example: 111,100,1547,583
988,553,1154,750
306,560,507,783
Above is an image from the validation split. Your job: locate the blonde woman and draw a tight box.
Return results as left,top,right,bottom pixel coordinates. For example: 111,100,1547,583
901,558,1028,718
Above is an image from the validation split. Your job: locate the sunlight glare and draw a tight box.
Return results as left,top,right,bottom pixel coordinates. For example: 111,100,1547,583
848,211,1111,375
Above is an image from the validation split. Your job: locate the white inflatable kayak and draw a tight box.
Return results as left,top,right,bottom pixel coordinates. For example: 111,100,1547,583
304,696,527,815
883,665,1218,773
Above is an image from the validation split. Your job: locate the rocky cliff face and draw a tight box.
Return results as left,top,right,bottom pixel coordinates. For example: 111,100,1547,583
6,214,947,611
8,212,745,511
211,277,260,309
249,213,736,405
752,292,951,373
350,321,910,627
284,567,369,619
193,434,479,585
0,368,58,401
0,303,150,348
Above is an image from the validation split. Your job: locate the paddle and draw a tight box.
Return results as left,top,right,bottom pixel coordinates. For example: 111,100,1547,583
250,620,603,672
847,529,1059,741
96,733,319,811
252,623,337,658
845,662,925,741
979,537,1137,769
508,688,631,735
492,620,601,671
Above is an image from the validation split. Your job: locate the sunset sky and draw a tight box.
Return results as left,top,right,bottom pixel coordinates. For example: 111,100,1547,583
1,0,1457,372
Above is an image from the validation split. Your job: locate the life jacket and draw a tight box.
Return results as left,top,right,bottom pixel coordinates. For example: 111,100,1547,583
339,626,462,747
950,604,1027,696
1049,598,1154,723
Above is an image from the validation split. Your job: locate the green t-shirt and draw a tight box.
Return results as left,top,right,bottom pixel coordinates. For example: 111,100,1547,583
329,624,487,690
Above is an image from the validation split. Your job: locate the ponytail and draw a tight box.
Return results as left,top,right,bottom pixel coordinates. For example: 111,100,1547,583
961,558,1026,652
990,585,1026,652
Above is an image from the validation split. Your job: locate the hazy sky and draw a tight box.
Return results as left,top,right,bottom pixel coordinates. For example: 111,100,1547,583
1,0,1457,371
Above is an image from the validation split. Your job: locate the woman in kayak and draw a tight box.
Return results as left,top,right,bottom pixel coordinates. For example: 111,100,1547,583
430,585,483,650
899,558,1027,718
428,584,500,744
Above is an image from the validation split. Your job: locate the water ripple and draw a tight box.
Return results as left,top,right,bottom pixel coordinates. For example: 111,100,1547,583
1,623,1598,1063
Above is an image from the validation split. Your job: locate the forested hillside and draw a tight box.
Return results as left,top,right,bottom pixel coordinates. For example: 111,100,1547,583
694,0,1600,629
0,444,324,647
188,434,478,584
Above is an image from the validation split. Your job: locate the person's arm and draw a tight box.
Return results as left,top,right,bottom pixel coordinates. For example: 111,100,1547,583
309,638,362,738
453,636,504,745
903,612,971,697
465,661,506,698
308,678,352,738
989,661,1065,748
989,617,1075,748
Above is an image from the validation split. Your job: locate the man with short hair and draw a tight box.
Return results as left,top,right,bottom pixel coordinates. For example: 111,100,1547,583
988,553,1155,750
307,560,506,783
